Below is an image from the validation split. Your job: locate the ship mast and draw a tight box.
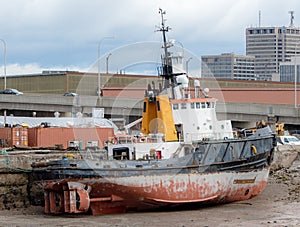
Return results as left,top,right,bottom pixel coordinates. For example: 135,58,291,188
158,9,174,94
158,9,185,98
158,9,171,80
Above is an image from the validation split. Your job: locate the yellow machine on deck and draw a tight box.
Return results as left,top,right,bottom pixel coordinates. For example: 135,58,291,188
256,120,285,136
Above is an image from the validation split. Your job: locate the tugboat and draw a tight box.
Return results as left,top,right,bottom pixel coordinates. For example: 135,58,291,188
31,9,276,215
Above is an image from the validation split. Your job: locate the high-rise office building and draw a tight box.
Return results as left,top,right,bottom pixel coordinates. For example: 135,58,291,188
279,56,300,82
246,25,300,81
201,53,255,80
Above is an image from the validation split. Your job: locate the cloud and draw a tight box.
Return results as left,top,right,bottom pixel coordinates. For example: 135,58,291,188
0,63,43,76
0,63,88,76
0,0,299,75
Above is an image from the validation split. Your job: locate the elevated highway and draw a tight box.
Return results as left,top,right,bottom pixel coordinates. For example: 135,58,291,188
0,91,300,128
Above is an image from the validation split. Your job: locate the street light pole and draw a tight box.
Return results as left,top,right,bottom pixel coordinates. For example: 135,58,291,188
0,39,6,126
98,37,114,98
0,39,6,90
106,53,112,74
294,57,297,108
294,42,300,108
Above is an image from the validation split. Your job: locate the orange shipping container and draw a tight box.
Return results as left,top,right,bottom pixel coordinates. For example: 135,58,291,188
28,127,114,149
0,127,28,147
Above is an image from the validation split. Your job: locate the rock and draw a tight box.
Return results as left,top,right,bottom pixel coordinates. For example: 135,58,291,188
270,146,299,171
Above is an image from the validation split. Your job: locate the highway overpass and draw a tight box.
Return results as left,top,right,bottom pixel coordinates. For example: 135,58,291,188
0,93,300,128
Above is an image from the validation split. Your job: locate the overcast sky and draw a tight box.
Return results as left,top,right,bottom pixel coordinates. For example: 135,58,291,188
0,0,299,75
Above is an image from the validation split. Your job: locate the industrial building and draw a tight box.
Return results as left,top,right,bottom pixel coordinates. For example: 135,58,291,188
201,53,255,80
0,70,160,95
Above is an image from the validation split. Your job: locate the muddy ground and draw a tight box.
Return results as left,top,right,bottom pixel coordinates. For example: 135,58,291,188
0,160,299,227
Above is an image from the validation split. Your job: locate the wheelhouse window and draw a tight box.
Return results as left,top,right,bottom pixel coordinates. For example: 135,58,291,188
173,104,179,110
190,102,195,109
181,103,187,109
196,102,200,109
201,102,206,108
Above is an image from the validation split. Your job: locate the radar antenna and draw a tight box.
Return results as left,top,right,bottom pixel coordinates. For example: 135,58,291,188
158,8,172,79
289,11,295,27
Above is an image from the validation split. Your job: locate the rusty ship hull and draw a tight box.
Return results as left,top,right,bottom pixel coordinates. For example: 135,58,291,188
31,134,275,215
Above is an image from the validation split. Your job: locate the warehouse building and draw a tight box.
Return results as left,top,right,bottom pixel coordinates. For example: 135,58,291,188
0,71,160,95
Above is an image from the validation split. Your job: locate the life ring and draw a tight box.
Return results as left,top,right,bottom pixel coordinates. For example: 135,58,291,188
251,145,257,155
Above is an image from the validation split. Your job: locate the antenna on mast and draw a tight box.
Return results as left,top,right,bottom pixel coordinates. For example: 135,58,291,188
157,8,185,98
289,11,295,27
157,9,172,81
158,8,170,71
259,10,261,27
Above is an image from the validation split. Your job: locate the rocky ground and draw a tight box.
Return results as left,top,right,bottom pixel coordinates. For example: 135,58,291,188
0,151,299,227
